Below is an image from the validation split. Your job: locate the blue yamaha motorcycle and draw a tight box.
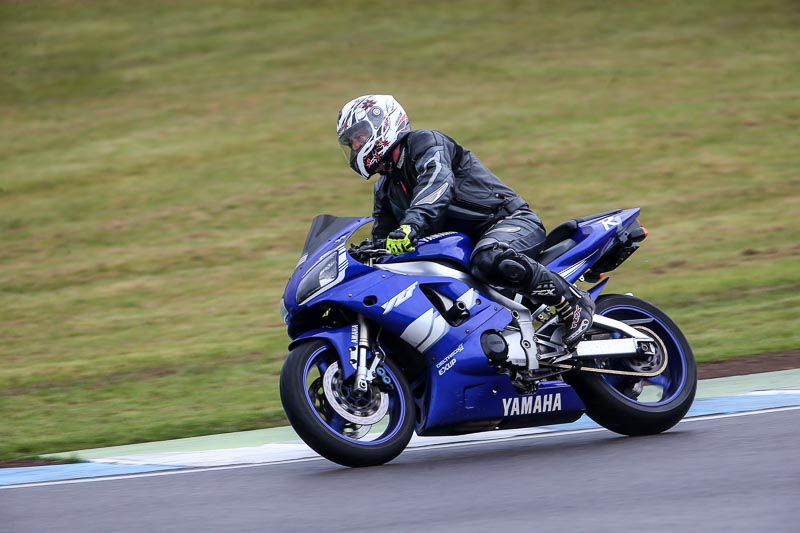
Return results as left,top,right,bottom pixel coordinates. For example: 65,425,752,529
279,209,696,467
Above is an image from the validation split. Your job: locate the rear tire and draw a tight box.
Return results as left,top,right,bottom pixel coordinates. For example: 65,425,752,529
280,339,416,467
565,294,697,436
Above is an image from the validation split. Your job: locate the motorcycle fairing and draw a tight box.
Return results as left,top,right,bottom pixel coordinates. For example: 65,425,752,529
306,274,509,375
412,306,586,435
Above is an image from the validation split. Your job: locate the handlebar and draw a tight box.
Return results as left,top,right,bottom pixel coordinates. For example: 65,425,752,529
349,239,392,262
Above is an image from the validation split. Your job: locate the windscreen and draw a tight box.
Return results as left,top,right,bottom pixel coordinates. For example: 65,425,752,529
300,214,363,257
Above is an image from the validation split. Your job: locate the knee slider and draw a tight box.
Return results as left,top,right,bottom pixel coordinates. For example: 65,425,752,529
471,246,534,289
495,249,534,288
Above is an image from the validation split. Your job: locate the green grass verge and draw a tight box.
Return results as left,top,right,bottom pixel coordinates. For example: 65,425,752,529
1,0,799,460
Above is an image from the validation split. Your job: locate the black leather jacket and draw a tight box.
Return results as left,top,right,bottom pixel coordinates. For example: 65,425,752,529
372,130,534,241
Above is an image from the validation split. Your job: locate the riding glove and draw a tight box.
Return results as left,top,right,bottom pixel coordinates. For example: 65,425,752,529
386,224,418,255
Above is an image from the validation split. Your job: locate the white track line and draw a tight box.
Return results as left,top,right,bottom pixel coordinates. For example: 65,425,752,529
3,405,798,491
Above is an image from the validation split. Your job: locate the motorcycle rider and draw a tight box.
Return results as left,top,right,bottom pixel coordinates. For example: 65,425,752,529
336,94,594,349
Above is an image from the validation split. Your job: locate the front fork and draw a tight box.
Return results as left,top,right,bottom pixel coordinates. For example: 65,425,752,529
354,314,371,392
354,314,390,393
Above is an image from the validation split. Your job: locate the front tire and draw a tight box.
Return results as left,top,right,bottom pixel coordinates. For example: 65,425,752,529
279,339,416,467
565,294,697,436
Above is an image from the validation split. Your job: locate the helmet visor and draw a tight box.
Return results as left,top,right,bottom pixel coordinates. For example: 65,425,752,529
339,120,375,178
339,118,374,151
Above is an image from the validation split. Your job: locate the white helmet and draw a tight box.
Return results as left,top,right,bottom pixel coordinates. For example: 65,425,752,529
336,95,410,179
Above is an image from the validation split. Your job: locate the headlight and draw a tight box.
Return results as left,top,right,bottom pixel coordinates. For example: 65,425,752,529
317,255,338,285
296,250,343,304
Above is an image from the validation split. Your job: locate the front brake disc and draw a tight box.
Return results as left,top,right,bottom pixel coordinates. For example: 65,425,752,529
323,361,389,425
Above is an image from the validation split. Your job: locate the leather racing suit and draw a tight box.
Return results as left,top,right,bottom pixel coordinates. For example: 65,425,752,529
371,129,546,280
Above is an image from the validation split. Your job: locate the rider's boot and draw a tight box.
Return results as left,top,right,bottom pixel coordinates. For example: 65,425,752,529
494,248,595,349
530,270,595,350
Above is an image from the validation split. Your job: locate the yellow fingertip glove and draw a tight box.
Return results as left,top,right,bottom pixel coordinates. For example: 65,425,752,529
386,224,417,255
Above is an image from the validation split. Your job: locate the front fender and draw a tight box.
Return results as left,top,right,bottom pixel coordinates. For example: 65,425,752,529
289,325,358,380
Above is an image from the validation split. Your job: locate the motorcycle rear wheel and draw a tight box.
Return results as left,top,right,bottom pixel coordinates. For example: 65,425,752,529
565,294,697,436
280,339,415,467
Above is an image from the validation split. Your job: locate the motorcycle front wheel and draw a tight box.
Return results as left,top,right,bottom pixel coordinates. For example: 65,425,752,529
279,339,416,467
565,293,697,436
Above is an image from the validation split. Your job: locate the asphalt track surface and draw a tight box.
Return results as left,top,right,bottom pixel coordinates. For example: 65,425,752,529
2,408,798,533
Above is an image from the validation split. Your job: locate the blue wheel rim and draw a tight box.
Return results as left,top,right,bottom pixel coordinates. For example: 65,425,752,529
302,346,407,445
597,305,689,406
